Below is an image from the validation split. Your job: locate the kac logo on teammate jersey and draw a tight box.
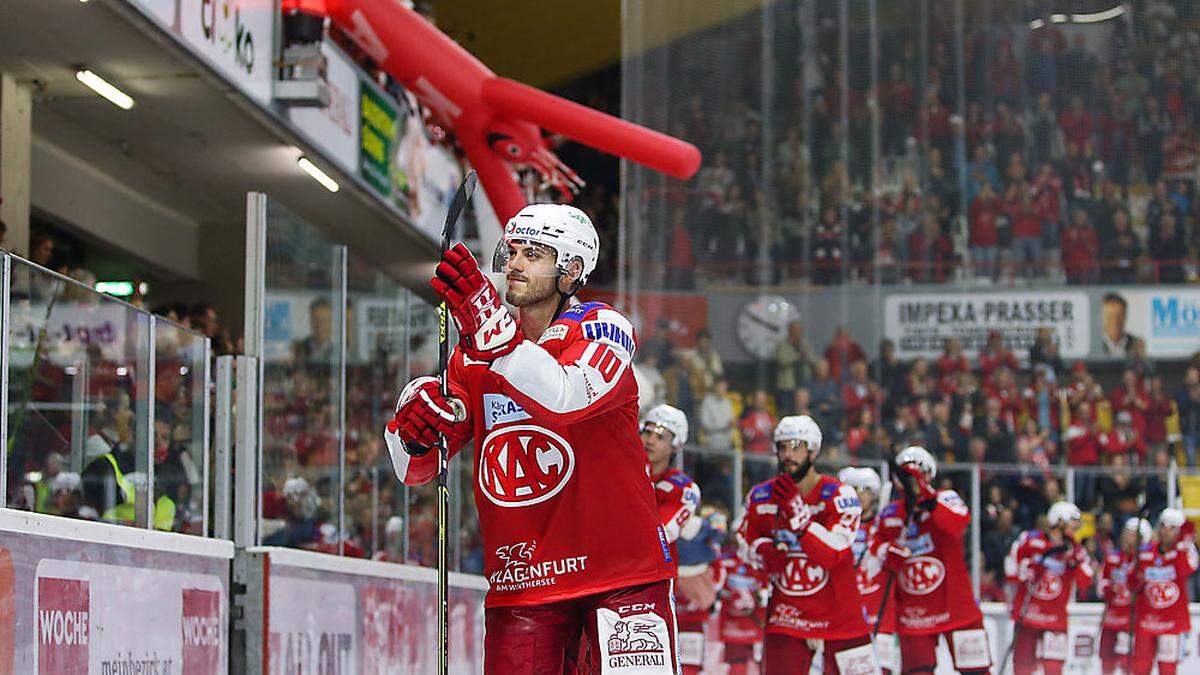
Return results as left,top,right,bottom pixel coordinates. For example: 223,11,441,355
776,555,829,597
479,425,575,507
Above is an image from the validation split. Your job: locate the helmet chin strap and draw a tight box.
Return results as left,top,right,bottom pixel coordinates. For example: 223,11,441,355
551,273,584,321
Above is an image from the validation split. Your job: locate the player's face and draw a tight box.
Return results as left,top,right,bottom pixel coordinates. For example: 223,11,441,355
1064,518,1081,538
775,440,813,479
857,488,877,516
503,241,559,307
640,424,675,465
1160,524,1180,547
1120,527,1139,550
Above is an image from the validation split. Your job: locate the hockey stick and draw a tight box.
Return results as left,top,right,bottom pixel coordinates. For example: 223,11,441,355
1125,496,1152,675
436,170,476,675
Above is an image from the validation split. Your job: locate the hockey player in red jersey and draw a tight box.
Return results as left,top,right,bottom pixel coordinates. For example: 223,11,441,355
384,204,679,673
716,553,766,675
1129,508,1199,675
840,466,900,675
735,415,879,674
1004,501,1094,675
878,446,991,675
640,403,710,674
1096,517,1150,674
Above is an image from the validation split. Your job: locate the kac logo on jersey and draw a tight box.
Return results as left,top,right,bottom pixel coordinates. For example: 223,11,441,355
479,425,575,507
1029,573,1064,601
1146,580,1181,609
776,555,829,597
483,394,532,430
899,556,946,595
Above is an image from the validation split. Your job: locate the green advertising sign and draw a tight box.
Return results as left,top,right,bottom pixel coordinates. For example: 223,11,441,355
359,82,397,195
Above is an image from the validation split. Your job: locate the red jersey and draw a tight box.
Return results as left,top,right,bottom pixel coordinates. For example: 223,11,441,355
736,474,868,640
1097,548,1137,630
1004,530,1094,631
653,467,702,549
392,301,674,607
1132,539,1199,635
852,512,895,633
877,491,982,635
717,555,766,645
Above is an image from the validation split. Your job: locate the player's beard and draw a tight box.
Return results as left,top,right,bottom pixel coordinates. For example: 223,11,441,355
779,455,812,481
505,273,558,307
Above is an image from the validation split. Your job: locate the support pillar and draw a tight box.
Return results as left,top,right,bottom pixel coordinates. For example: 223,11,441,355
0,72,31,255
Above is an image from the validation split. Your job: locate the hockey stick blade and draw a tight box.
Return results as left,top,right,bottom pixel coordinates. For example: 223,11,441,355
441,170,478,253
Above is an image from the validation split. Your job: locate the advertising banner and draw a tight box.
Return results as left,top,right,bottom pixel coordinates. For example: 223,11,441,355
262,553,486,675
359,84,399,195
288,41,360,174
1118,288,1200,359
0,517,231,673
125,0,275,105
884,291,1090,361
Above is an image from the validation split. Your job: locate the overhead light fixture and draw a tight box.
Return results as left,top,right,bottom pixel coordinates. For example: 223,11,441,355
1029,18,1046,29
1050,13,1069,23
96,280,135,296
75,70,134,110
1073,5,1125,23
298,156,340,193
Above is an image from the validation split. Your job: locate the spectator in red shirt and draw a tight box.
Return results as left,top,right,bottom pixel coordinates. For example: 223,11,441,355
842,360,878,427
936,337,971,383
907,212,954,283
824,326,865,382
1098,411,1148,462
969,182,1004,279
1059,94,1095,156
978,331,1020,384
1065,402,1100,466
1067,361,1105,409
1061,207,1099,284
738,389,776,456
1109,368,1150,439
1007,183,1045,277
1145,376,1173,455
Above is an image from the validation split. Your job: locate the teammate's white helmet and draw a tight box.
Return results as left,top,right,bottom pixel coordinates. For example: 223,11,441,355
774,415,822,455
1047,501,1082,528
641,404,689,448
1124,517,1152,541
838,467,881,494
1159,508,1186,529
492,204,600,285
895,446,937,481
385,516,405,536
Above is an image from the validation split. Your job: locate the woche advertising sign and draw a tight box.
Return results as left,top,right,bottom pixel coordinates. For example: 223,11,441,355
884,291,1090,360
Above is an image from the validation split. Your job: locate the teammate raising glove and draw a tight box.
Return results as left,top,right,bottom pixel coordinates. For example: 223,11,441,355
900,460,939,506
772,472,815,533
431,242,522,360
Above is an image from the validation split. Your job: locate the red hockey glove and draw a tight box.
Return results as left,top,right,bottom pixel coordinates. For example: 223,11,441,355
384,376,467,455
772,473,813,533
884,542,910,573
430,243,522,361
901,463,939,504
756,541,791,574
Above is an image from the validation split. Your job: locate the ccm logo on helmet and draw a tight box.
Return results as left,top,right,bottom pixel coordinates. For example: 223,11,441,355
479,425,575,507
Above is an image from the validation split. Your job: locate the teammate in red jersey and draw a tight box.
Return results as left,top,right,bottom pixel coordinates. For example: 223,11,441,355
877,446,991,675
735,415,879,674
1096,517,1149,674
384,204,679,673
1004,501,1094,675
1129,508,1199,675
641,403,711,674
840,466,900,675
716,553,766,675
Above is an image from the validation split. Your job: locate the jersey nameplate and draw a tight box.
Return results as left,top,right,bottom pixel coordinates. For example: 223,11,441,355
582,320,636,356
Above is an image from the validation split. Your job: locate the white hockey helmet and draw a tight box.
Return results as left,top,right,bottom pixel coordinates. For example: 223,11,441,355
895,445,937,481
641,404,689,449
385,516,405,536
838,467,882,494
774,415,823,455
1047,501,1082,528
1159,508,1186,529
492,203,600,286
1124,517,1153,541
